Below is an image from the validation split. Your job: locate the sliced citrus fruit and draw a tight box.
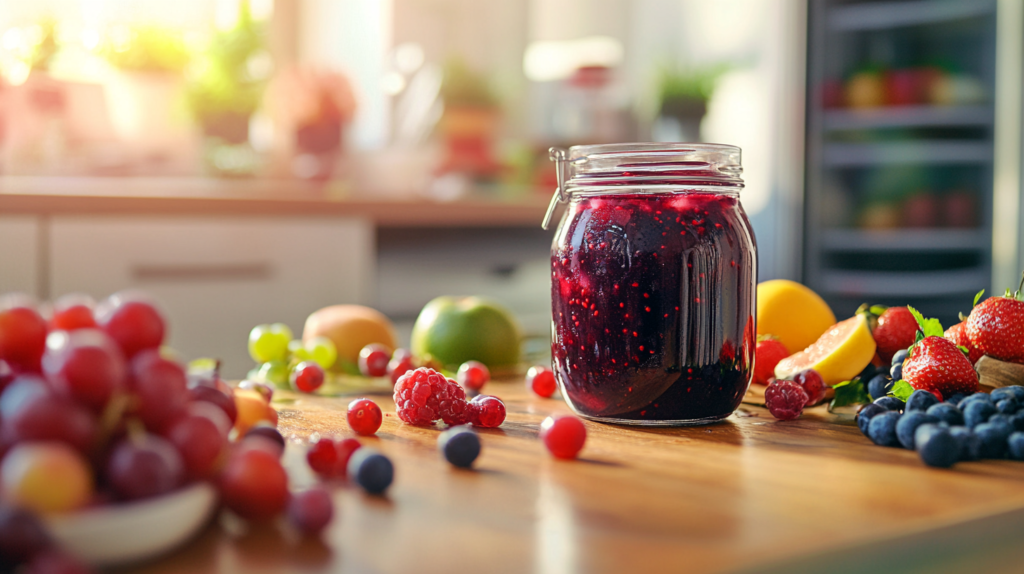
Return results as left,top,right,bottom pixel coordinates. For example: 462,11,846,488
774,314,877,385
757,280,836,354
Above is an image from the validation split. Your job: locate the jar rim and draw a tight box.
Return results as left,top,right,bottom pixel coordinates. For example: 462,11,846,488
560,142,743,194
567,141,741,158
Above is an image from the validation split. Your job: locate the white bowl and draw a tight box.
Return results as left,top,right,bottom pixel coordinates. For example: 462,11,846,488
44,482,218,567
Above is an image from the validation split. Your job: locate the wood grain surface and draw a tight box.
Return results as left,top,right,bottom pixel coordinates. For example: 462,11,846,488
126,379,1024,574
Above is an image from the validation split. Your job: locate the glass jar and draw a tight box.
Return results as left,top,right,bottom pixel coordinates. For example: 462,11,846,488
544,143,757,426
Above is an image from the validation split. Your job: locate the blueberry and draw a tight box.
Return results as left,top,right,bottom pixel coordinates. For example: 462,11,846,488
975,421,1013,459
347,449,394,495
926,403,965,426
961,393,993,406
889,363,903,381
859,363,879,382
914,424,959,468
949,426,981,461
1008,432,1024,461
866,374,892,401
964,400,997,428
867,411,902,447
946,393,967,407
897,412,938,449
990,387,1020,402
891,349,909,366
438,426,481,468
873,396,905,412
989,413,1014,427
996,398,1020,414
1012,412,1024,432
856,403,888,436
1004,386,1024,402
906,389,940,412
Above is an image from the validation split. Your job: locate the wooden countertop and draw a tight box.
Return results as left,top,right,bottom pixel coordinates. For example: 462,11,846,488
130,380,1024,574
0,177,550,227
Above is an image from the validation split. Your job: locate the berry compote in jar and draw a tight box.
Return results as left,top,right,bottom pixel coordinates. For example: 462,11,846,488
544,143,756,425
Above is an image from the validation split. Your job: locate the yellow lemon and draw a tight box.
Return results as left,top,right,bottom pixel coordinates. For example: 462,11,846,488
757,280,837,354
774,314,877,385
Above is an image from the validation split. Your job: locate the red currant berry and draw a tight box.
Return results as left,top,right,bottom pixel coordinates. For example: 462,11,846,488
291,361,325,393
334,437,362,478
288,487,334,536
526,366,557,398
347,398,382,435
388,355,415,385
457,361,490,391
221,447,289,521
307,437,338,477
470,395,506,428
764,379,808,420
793,369,826,407
539,415,586,459
358,344,391,377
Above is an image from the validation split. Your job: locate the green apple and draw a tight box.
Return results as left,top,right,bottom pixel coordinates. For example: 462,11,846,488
248,323,293,363
411,296,521,372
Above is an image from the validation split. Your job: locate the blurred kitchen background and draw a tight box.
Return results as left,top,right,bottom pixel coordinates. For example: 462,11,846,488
0,0,1020,378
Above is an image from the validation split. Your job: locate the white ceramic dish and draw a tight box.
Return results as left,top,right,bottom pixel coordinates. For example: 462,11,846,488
44,482,218,567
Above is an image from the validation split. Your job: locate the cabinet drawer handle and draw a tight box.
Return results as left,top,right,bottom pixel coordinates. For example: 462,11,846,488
131,263,272,282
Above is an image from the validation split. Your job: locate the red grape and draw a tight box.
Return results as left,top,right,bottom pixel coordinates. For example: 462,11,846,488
290,361,324,393
129,350,188,432
346,398,382,435
287,487,333,535
187,385,237,425
1,383,98,453
0,505,52,565
0,360,15,395
358,344,390,377
306,438,338,477
526,366,557,398
185,401,232,436
49,294,96,332
165,414,227,480
0,299,47,373
539,415,586,459
42,329,126,411
220,447,289,521
457,361,490,391
95,294,165,359
106,434,183,500
244,425,286,457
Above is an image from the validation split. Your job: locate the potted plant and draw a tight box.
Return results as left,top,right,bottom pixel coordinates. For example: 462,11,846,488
436,59,502,180
654,64,728,142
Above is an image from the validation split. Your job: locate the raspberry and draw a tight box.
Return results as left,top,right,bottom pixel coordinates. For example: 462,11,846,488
440,378,474,425
764,380,808,420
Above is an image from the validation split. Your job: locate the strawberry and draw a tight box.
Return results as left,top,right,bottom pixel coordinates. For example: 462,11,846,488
944,321,982,364
871,306,918,363
966,293,1024,364
902,336,979,398
754,337,789,385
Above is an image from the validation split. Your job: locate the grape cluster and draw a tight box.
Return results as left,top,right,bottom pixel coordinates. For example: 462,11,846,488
0,291,331,569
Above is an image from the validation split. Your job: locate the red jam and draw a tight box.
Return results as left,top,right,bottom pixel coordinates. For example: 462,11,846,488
551,191,756,424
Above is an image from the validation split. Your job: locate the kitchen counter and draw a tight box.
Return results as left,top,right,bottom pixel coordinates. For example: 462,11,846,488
0,176,550,227
129,381,1024,574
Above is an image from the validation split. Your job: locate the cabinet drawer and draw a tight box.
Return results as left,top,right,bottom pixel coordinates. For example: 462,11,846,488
50,216,373,378
0,216,40,297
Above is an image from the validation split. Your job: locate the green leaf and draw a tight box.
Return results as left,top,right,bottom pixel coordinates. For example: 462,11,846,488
974,289,985,306
890,380,914,402
869,305,888,316
907,306,944,338
831,379,870,409
957,345,969,357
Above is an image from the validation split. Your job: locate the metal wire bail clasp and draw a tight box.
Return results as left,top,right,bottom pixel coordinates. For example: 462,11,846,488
542,147,569,230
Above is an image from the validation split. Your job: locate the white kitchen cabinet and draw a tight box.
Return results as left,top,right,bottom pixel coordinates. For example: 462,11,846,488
0,215,40,297
49,216,373,378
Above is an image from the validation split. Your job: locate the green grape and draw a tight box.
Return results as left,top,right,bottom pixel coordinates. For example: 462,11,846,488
288,339,312,362
248,323,293,363
256,360,290,388
306,336,338,370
